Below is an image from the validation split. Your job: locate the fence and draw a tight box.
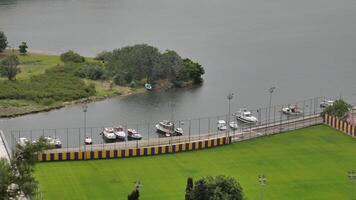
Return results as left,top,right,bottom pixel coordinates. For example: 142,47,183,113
4,96,332,161
324,114,356,138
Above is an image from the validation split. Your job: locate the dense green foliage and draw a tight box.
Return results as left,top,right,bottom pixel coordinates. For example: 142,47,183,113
185,177,194,200
0,64,95,105
19,42,28,54
321,99,352,118
0,159,11,198
60,50,85,63
99,44,204,86
35,126,356,199
76,64,107,80
0,31,7,53
187,176,244,200
0,55,20,80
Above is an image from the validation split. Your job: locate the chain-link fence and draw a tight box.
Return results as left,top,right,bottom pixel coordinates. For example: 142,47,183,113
7,96,330,153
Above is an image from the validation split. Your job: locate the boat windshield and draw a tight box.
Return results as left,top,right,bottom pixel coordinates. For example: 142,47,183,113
114,127,123,131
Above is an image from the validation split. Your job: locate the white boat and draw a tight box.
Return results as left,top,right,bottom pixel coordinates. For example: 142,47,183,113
320,99,334,108
127,129,142,140
235,109,258,123
44,136,62,148
145,83,152,91
282,105,302,115
229,121,239,130
102,127,117,142
174,127,183,136
17,137,29,147
114,126,126,140
156,120,174,137
217,120,227,131
84,137,92,145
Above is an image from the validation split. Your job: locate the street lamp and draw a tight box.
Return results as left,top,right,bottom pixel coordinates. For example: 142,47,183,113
267,87,276,135
82,104,88,160
258,174,267,200
227,93,234,136
348,170,356,200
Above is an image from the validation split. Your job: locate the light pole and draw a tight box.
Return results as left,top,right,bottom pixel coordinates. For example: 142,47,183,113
348,170,356,200
267,87,276,135
82,104,88,160
227,93,234,136
258,174,267,200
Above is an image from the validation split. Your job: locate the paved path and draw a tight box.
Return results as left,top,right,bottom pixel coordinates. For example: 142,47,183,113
0,129,10,160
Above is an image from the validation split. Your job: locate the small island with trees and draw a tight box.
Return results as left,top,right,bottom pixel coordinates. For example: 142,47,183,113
0,31,204,117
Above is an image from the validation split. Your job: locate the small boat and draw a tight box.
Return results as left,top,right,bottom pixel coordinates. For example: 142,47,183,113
101,127,117,142
145,83,153,91
174,127,183,136
84,136,92,145
127,129,142,140
217,120,227,131
229,121,239,130
17,137,29,147
156,120,174,137
44,136,62,148
114,126,126,141
282,105,302,115
320,99,334,108
235,109,258,123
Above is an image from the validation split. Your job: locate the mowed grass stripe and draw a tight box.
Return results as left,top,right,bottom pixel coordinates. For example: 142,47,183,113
35,125,356,200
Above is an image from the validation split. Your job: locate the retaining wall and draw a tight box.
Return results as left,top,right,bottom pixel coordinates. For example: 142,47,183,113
38,136,232,161
324,114,356,137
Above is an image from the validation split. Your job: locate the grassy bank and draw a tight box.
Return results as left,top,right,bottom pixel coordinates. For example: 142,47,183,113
35,125,356,199
0,50,141,118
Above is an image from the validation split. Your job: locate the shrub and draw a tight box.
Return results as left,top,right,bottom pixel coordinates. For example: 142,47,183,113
77,65,106,80
60,50,85,63
0,32,7,53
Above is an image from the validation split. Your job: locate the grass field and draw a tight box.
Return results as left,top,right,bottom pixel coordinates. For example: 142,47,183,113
34,125,356,200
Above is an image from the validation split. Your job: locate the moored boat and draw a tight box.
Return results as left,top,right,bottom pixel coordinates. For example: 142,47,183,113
114,126,126,141
156,120,174,137
229,121,239,130
145,83,153,91
217,120,227,131
84,136,93,145
235,109,258,123
127,129,142,140
320,99,334,108
101,127,117,142
282,105,302,115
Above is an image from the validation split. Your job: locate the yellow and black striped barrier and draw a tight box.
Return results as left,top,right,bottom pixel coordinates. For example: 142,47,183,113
38,136,232,161
324,114,356,138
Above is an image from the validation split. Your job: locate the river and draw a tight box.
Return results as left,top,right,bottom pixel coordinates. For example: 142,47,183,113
0,0,355,144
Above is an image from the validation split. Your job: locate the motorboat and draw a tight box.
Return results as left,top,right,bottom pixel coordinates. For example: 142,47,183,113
114,126,126,140
44,136,62,148
282,105,302,116
217,120,227,131
229,121,239,130
127,129,142,140
156,120,174,137
235,109,258,123
320,99,334,108
84,137,92,145
145,83,152,91
17,137,29,147
101,127,117,142
174,127,183,136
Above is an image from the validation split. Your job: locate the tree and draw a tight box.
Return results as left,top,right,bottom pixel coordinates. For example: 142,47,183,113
60,50,85,63
0,158,11,198
185,177,194,200
321,99,352,118
0,31,7,53
180,58,205,84
19,42,28,54
128,181,141,200
188,175,244,200
0,55,20,80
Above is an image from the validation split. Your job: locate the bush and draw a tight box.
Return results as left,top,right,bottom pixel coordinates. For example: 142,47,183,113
60,50,85,63
76,65,106,80
0,55,20,80
321,99,352,118
0,32,7,53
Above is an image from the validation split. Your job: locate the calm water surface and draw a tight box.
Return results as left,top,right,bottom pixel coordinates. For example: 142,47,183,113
0,0,355,137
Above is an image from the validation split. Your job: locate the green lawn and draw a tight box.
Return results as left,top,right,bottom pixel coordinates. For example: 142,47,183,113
35,125,356,200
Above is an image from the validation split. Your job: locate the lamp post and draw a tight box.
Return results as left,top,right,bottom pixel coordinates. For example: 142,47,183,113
258,174,267,200
82,104,88,160
267,87,276,135
348,170,356,200
227,93,234,136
